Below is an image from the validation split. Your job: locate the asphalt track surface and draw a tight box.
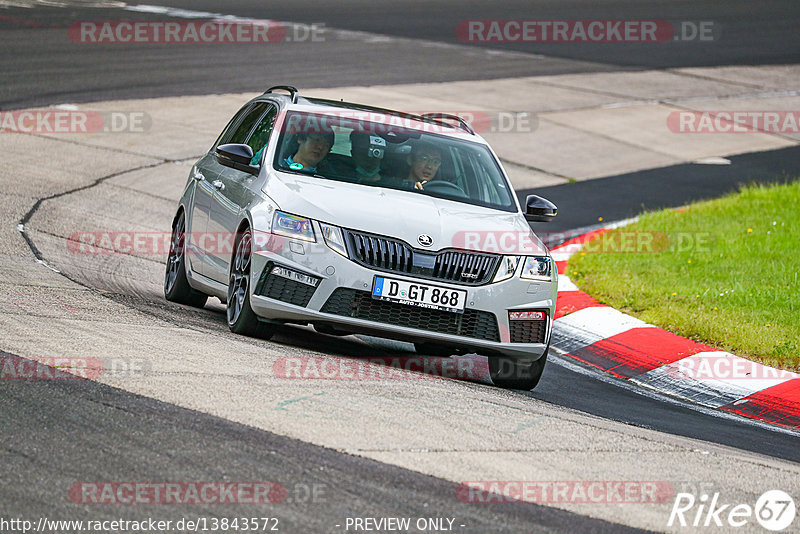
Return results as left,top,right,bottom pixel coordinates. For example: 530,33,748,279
2,1,800,531
520,145,800,235
122,0,800,67
0,351,644,534
2,0,800,109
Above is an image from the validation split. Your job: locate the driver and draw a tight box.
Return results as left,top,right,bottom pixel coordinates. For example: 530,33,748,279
407,142,443,190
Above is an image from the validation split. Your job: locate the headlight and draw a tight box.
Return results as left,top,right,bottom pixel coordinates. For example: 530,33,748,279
493,255,520,283
520,256,552,280
272,211,315,242
320,223,348,258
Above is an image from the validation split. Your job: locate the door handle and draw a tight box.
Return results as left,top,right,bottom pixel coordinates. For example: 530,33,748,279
212,180,225,190
191,168,205,181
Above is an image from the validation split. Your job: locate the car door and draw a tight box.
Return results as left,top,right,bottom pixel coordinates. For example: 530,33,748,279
185,103,259,277
186,154,221,277
206,103,278,284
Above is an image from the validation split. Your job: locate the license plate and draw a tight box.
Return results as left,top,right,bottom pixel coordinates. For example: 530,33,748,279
371,276,467,313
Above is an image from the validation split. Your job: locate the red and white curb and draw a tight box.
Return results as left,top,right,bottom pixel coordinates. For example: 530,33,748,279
549,227,800,431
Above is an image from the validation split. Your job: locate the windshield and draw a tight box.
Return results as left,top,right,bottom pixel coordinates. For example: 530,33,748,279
271,111,517,212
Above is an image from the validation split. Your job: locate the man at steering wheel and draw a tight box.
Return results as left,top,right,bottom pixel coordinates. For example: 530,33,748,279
408,142,443,191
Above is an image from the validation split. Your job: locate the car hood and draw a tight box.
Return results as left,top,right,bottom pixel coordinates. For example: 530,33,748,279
264,171,548,255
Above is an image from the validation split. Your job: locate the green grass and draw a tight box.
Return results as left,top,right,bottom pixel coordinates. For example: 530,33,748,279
567,180,800,371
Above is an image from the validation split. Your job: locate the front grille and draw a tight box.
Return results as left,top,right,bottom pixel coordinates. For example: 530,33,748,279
509,320,547,344
321,288,500,342
347,231,413,273
343,229,499,286
432,250,498,284
254,270,317,307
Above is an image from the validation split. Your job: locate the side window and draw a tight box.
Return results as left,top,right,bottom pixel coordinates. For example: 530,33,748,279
246,106,278,154
227,102,271,146
447,146,468,190
213,103,254,148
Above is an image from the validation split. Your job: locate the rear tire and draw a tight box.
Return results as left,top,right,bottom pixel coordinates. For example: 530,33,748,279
489,348,548,390
164,211,208,308
227,227,275,339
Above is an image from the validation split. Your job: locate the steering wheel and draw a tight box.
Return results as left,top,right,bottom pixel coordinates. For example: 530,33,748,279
421,180,467,197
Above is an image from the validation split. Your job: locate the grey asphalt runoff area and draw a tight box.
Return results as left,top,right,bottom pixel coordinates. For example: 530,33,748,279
0,350,646,534
1,2,800,533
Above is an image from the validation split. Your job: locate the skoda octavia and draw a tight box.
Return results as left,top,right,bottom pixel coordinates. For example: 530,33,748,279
165,86,558,389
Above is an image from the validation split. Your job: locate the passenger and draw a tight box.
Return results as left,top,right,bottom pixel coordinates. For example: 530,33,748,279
349,131,384,183
407,142,443,190
251,129,334,171
287,130,334,171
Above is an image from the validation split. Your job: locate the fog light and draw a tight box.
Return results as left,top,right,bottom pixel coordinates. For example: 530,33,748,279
509,310,546,321
271,265,320,287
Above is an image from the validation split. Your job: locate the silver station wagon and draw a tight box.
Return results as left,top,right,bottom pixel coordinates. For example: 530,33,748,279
165,85,558,389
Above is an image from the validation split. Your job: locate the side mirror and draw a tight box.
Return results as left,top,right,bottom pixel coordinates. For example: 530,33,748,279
216,143,259,175
524,195,557,222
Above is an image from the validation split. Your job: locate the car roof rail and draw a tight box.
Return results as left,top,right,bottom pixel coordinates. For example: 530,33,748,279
296,98,478,135
419,113,475,135
265,85,298,103
307,98,427,123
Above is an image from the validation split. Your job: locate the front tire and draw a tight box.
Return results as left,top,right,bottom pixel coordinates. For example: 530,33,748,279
227,227,274,339
164,211,208,308
489,348,548,390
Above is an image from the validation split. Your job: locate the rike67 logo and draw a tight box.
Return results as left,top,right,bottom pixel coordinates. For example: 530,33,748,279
669,490,796,531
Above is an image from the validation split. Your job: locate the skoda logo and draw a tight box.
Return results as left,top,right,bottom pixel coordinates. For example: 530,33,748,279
417,234,433,247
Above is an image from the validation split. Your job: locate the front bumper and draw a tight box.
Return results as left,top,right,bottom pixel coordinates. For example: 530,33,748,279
249,231,556,360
